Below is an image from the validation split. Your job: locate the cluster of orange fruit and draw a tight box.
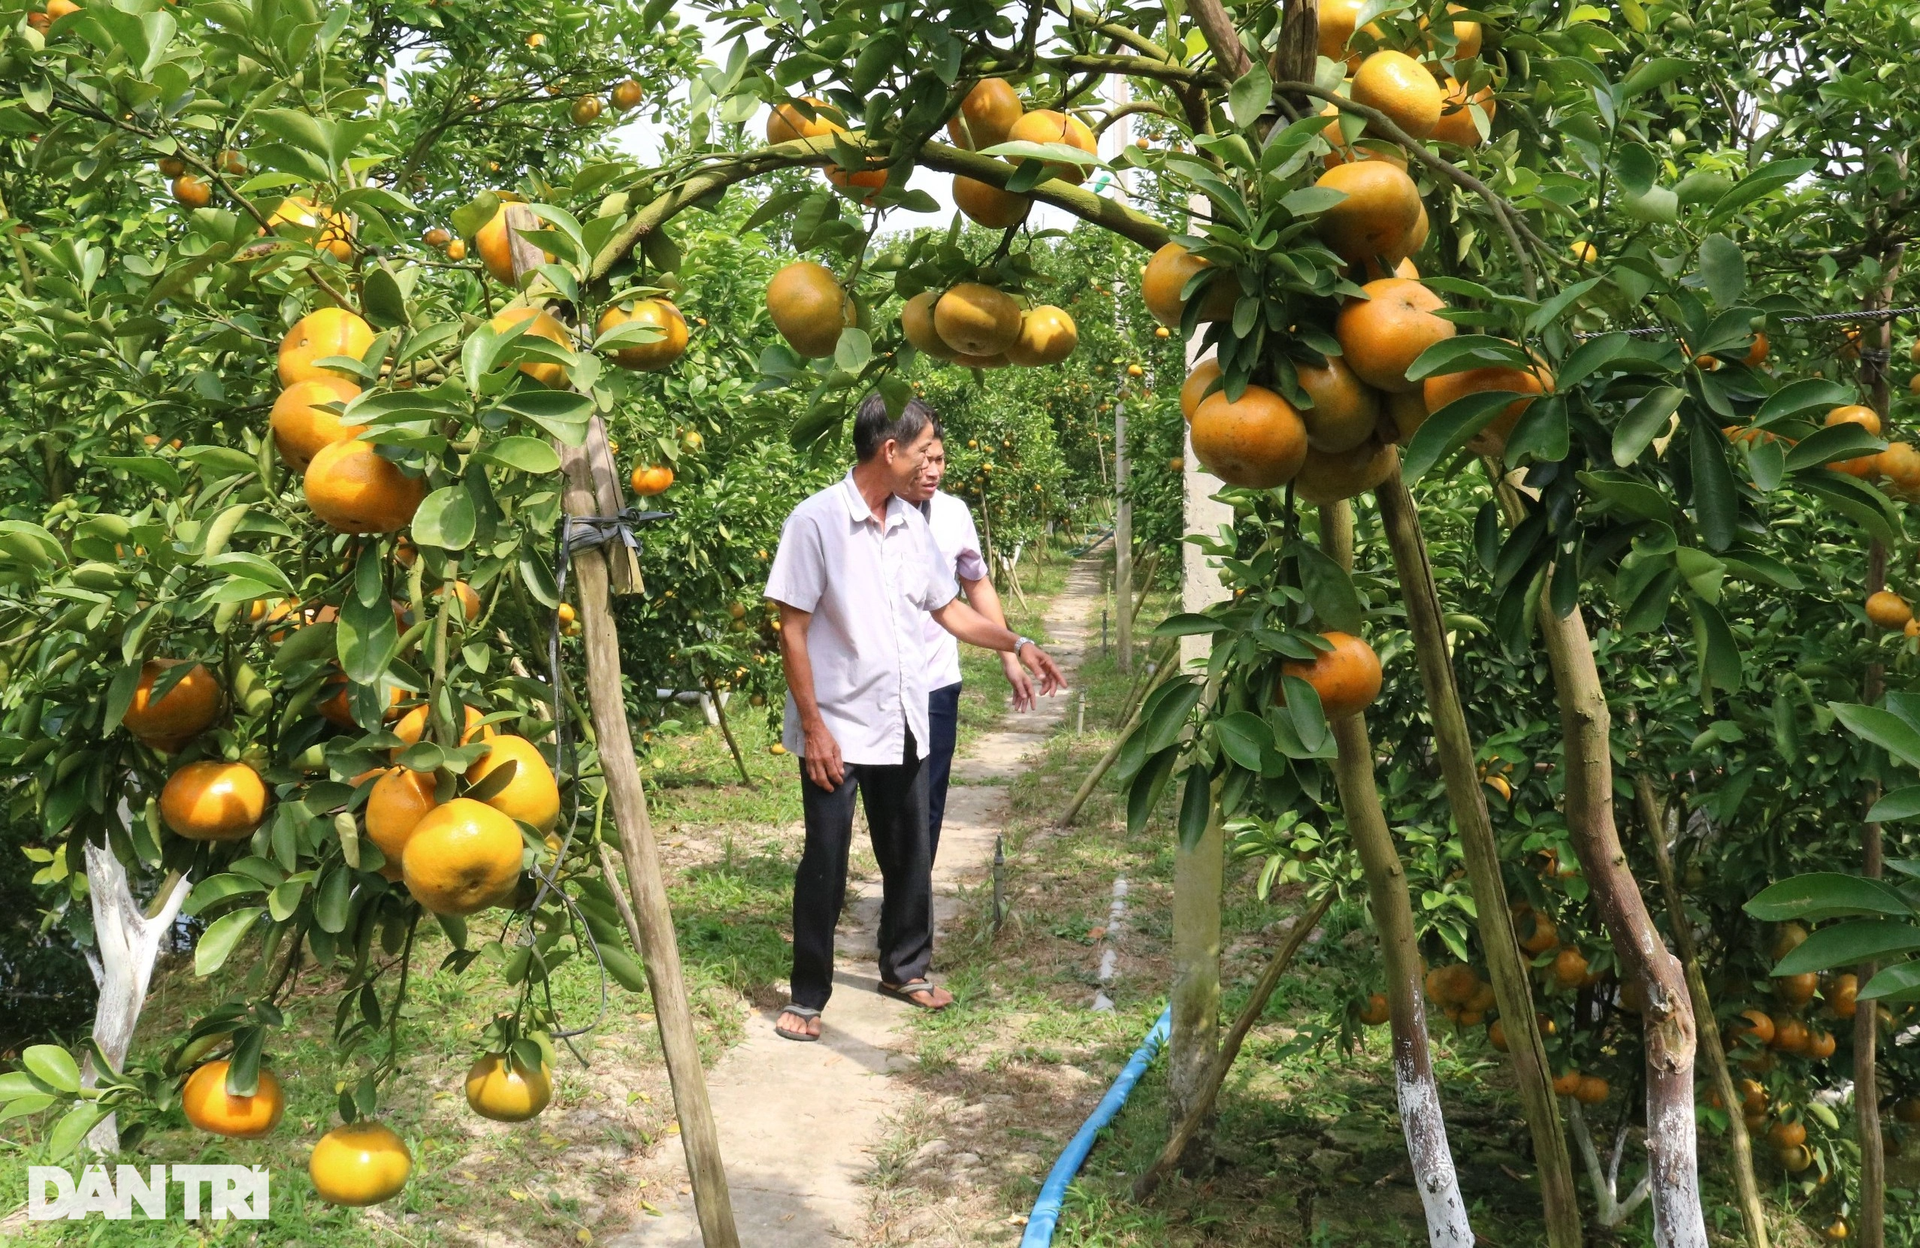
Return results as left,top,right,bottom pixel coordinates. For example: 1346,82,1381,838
939,77,1097,228
1423,961,1498,1027
565,76,643,126
900,282,1078,369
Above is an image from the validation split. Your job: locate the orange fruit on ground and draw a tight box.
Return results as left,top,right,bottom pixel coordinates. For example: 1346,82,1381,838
366,766,437,869
1574,1076,1610,1105
946,78,1023,149
464,1053,553,1122
933,283,1023,357
124,659,223,750
1294,355,1382,453
270,375,363,471
952,174,1031,229
1005,306,1078,367
1774,971,1819,1006
766,261,855,358
182,1061,285,1138
611,78,642,110
1315,161,1423,266
1004,109,1097,184
1551,947,1589,988
1278,631,1383,719
401,798,525,915
1295,440,1393,505
304,440,426,535
1335,278,1454,393
1866,591,1913,630
1180,359,1223,420
1190,385,1308,488
1423,360,1552,457
1141,243,1238,328
598,299,689,371
466,735,561,831
630,464,674,496
1352,51,1445,139
1877,442,1920,491
1826,404,1882,437
172,175,211,208
490,305,571,387
901,291,956,360
766,96,839,145
309,1121,412,1207
1430,79,1495,148
391,703,493,759
266,196,353,261
161,760,268,841
474,200,551,285
1358,992,1390,1025
1551,1070,1583,1096
278,308,374,386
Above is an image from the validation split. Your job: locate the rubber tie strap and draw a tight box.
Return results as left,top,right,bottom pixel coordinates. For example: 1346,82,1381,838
563,509,671,556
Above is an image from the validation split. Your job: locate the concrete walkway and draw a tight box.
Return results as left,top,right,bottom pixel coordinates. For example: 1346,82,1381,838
611,553,1105,1246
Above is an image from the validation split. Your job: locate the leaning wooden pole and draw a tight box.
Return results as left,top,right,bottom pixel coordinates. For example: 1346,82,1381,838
1320,500,1472,1246
1373,461,1582,1248
559,443,739,1248
1632,775,1770,1248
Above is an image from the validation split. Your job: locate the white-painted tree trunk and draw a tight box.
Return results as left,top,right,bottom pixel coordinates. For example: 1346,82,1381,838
1395,1054,1475,1247
80,843,189,1155
1567,1099,1652,1227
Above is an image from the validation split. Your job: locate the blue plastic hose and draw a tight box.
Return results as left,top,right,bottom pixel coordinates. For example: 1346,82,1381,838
1020,1006,1172,1247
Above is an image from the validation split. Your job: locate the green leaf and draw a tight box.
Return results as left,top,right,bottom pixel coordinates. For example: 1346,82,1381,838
1404,335,1533,383
1869,786,1920,822
1620,56,1691,96
493,390,593,445
478,437,562,474
1744,872,1914,922
1612,385,1686,466
1127,745,1178,834
1214,712,1271,772
1833,702,1920,770
1136,678,1204,756
46,1104,104,1159
195,907,265,976
1697,234,1746,306
1227,63,1273,130
1403,391,1530,481
413,486,477,550
338,593,398,686
1773,920,1920,976
1689,419,1738,550
1860,961,1920,1003
601,945,648,992
1784,423,1883,472
1756,377,1853,426
1707,158,1817,223
1293,542,1364,633
1151,612,1228,637
1177,765,1212,848
22,1045,80,1094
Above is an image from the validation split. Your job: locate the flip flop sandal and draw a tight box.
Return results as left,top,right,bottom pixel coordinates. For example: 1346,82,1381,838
878,980,951,1011
774,1004,822,1042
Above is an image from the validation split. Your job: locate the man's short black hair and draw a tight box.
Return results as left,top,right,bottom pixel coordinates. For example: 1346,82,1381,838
853,393,938,462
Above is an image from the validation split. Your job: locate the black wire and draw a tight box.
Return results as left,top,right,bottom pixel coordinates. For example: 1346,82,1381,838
1570,306,1920,340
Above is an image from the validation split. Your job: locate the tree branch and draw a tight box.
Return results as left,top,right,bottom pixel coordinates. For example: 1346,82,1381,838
1186,0,1253,77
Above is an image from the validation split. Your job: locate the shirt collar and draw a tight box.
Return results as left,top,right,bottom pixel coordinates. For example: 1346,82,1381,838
840,472,907,530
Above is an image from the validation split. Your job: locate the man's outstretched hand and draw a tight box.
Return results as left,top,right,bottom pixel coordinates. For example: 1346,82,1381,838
1000,651,1036,712
1020,644,1067,698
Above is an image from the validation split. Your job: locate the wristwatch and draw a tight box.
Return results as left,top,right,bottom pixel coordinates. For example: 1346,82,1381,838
1013,636,1034,658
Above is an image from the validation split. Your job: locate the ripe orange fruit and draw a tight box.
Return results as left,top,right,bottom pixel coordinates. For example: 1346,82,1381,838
1004,109,1097,184
1357,992,1390,1025
933,283,1023,357
611,78,642,110
766,261,855,358
1775,1143,1812,1171
473,200,553,286
1294,355,1382,453
464,1053,553,1122
402,798,524,915
278,308,374,386
1430,78,1495,148
309,1121,411,1206
466,735,561,831
1279,631,1383,719
1515,907,1559,955
1295,439,1393,505
598,299,689,372
1571,240,1598,263
1487,1018,1508,1050
1551,947,1589,988
1827,403,1882,437
1894,1098,1920,1124
1423,359,1551,457
366,766,436,870
391,703,492,759
1771,1016,1810,1053
630,464,674,496
318,673,403,729
1767,1119,1807,1149
1807,1029,1837,1060
1180,359,1223,420
1006,305,1078,367
444,237,467,260
952,175,1031,229
270,375,363,471
1826,1219,1849,1242
1877,442,1920,491
1574,1076,1610,1105
1774,971,1819,1007
1732,1008,1775,1048
304,440,425,534
569,94,603,125
182,1060,285,1138
266,196,353,261
161,760,268,841
1190,385,1308,488
433,581,482,621
1352,51,1445,139
946,78,1023,149
1866,591,1912,631
1335,278,1454,393
1315,0,1376,66
824,161,887,203
1142,242,1237,327
1315,161,1423,266
156,154,186,178
901,291,956,360
1382,389,1430,444
124,659,223,750
172,174,212,208
1826,973,1858,1019
766,96,839,144
1552,1070,1583,1096
490,305,571,387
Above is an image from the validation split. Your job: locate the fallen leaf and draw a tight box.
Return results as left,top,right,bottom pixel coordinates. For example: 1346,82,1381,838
509,1190,529,1202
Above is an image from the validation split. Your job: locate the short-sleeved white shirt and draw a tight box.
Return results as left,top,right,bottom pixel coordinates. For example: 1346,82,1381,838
918,490,987,691
765,474,959,765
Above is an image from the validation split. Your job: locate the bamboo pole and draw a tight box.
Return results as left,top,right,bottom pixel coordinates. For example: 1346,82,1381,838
560,437,739,1247
1135,890,1333,1199
1373,461,1582,1248
1633,775,1770,1248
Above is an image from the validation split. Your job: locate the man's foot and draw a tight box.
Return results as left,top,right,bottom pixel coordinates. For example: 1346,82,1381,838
878,980,953,1010
774,1006,822,1041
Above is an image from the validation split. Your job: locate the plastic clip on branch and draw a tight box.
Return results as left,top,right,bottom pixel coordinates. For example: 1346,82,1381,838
1020,1006,1172,1247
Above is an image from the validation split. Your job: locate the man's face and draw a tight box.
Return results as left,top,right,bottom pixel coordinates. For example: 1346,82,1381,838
884,423,938,495
900,439,945,503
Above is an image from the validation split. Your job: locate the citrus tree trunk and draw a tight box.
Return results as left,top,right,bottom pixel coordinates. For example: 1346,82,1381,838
1373,461,1582,1248
81,844,189,1155
1322,501,1472,1246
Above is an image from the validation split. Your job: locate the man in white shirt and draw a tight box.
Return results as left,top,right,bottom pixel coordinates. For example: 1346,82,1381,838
897,426,1031,864
765,395,1065,1042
